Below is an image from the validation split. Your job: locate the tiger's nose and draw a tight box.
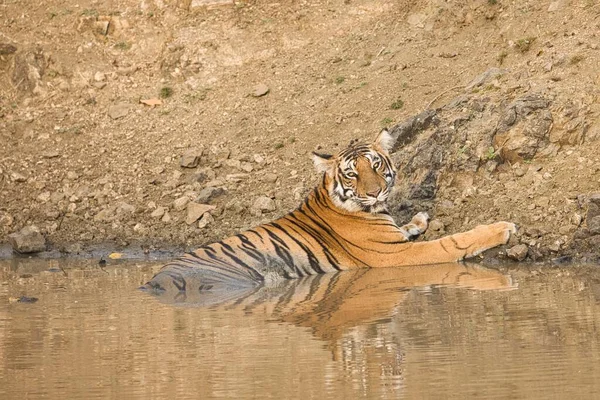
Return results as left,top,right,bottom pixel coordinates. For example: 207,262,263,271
367,189,381,197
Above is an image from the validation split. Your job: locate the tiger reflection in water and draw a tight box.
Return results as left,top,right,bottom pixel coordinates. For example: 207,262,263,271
146,129,516,293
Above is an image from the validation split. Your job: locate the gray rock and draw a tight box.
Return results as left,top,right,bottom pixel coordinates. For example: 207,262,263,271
196,187,225,203
507,244,529,261
466,68,506,91
186,203,216,225
590,193,600,205
108,103,131,119
180,149,203,168
252,196,276,213
8,225,46,254
588,216,600,235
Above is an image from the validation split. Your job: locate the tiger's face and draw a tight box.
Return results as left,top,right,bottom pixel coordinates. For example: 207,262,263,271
312,129,397,213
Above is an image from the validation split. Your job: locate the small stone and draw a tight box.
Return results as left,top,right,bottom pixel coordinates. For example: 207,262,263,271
0,212,14,227
588,216,600,235
94,72,106,82
108,103,131,119
66,171,79,180
514,167,526,177
558,225,571,235
198,212,214,229
173,196,190,211
118,202,135,214
37,191,51,202
133,223,148,234
161,211,172,223
571,213,583,226
186,202,216,225
10,171,27,182
42,150,60,159
590,193,600,205
263,173,278,183
507,244,529,261
180,149,203,168
548,241,561,252
240,162,254,173
252,196,276,213
429,219,445,232
8,225,46,254
196,187,225,203
224,159,241,169
252,83,270,97
94,20,110,35
253,154,265,164
547,1,563,12
151,206,166,219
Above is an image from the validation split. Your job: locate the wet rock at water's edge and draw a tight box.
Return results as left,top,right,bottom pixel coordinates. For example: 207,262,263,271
507,244,529,261
8,225,46,254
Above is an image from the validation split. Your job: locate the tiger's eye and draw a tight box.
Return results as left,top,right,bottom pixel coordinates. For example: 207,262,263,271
345,171,357,179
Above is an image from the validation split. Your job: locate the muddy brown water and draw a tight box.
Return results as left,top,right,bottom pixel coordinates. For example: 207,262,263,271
1,259,600,399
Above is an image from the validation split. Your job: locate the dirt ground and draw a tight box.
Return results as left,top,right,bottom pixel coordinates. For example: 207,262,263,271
0,0,599,262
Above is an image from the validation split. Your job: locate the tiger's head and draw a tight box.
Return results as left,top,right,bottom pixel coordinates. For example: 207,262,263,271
312,129,397,213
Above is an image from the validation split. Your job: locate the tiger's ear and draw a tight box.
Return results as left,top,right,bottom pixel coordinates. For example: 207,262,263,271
374,129,395,153
312,152,335,175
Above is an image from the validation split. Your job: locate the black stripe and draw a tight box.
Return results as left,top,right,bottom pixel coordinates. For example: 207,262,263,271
270,222,326,274
284,214,342,271
262,227,304,278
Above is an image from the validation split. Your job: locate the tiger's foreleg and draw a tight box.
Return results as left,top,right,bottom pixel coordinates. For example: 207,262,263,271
377,221,517,267
398,212,429,240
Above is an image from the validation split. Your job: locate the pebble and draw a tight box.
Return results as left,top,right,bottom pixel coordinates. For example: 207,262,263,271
588,216,600,235
10,171,27,182
252,83,270,97
240,162,254,173
507,244,529,261
253,154,265,164
151,206,166,219
0,212,13,227
429,219,445,232
196,187,225,203
252,196,276,213
8,225,46,254
108,103,131,119
198,212,214,229
186,202,216,225
263,173,278,183
94,72,106,82
161,211,172,223
173,196,190,211
180,149,203,168
37,191,51,202
118,202,135,214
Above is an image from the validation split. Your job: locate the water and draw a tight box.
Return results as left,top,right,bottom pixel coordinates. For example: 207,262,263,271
1,259,600,399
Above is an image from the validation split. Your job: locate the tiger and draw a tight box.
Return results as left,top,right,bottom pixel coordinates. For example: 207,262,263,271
146,129,516,293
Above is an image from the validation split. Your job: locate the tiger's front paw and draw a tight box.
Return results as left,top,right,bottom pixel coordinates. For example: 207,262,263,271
400,212,429,240
494,221,517,244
